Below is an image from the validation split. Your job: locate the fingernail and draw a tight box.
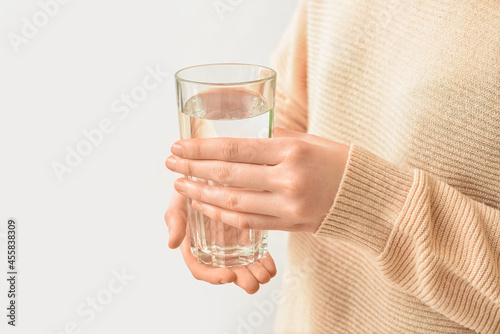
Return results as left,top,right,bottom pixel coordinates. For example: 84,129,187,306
166,156,176,170
171,143,183,156
220,280,229,284
174,179,186,192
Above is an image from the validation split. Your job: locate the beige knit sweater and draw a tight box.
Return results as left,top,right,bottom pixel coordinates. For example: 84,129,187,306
271,0,500,333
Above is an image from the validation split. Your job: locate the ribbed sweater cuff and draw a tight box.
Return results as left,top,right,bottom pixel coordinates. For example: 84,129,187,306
314,145,415,255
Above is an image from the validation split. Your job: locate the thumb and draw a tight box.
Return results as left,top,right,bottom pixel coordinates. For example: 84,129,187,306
273,127,305,139
165,191,188,249
274,127,327,146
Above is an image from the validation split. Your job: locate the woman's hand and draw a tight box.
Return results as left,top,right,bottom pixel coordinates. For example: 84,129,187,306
164,190,277,294
166,128,350,233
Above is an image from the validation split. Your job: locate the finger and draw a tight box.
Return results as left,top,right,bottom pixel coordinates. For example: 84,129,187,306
171,137,286,165
231,266,260,294
164,191,188,249
191,200,286,231
247,261,271,284
259,253,277,278
180,234,236,285
174,178,279,215
166,157,276,191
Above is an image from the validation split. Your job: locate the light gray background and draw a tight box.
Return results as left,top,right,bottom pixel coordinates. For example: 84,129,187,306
0,0,298,333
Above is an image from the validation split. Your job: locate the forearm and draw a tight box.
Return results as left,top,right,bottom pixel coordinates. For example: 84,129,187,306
316,145,500,333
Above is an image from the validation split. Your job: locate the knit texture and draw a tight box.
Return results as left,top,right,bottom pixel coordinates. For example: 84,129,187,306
272,0,500,333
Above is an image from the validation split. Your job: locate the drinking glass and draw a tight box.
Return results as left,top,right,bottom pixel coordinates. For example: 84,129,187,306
175,63,276,268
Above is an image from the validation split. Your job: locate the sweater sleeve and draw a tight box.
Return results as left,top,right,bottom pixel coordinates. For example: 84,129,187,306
270,0,308,133
315,144,500,333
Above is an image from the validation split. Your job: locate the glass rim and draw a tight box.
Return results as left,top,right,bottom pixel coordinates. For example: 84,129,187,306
174,63,277,86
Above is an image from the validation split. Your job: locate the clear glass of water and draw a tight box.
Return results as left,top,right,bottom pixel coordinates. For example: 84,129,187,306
174,63,276,268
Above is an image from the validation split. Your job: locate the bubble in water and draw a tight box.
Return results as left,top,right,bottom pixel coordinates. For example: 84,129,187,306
185,96,206,118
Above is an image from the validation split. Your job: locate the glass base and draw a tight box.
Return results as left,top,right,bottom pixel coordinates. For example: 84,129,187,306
191,240,268,268
188,199,268,268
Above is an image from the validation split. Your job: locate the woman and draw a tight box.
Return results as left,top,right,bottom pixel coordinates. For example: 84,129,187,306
165,0,500,332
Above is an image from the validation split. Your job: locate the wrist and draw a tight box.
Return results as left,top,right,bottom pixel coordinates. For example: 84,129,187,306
314,145,414,255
